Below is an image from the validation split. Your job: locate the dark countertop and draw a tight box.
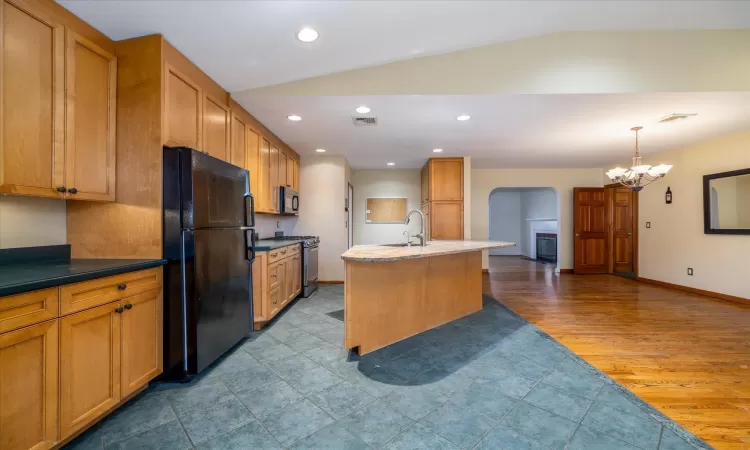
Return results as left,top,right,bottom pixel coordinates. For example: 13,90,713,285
0,258,167,297
255,240,303,251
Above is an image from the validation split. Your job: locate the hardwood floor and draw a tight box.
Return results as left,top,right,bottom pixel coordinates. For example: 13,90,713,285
484,256,750,450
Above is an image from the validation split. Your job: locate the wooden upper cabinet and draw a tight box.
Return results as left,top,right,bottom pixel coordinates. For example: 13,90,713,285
0,319,58,450
286,156,295,190
421,165,429,203
164,63,202,149
246,128,259,198
203,95,229,161
0,0,65,198
59,302,121,440
230,113,247,169
292,159,299,191
269,145,279,212
258,138,271,212
120,289,162,398
65,30,116,201
279,151,288,189
429,158,463,201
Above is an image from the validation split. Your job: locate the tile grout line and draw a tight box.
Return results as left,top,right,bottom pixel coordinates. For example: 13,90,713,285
562,381,606,450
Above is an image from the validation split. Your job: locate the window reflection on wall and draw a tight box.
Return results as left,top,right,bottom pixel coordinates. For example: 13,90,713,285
709,174,750,229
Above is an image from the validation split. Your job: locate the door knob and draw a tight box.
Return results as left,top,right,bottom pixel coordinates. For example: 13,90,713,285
575,233,580,237
628,232,632,236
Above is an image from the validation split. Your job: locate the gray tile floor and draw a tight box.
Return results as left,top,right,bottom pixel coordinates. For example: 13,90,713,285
68,285,710,449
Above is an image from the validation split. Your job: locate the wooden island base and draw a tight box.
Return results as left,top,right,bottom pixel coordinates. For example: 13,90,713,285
344,251,482,355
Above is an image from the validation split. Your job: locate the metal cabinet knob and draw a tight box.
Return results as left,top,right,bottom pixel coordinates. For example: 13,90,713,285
56,186,67,193
117,283,127,291
68,188,78,194
124,303,133,310
114,307,124,314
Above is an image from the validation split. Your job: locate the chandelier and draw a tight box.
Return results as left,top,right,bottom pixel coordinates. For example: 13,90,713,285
606,126,672,192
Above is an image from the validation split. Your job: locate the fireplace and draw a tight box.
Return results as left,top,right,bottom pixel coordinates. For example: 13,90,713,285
536,233,557,263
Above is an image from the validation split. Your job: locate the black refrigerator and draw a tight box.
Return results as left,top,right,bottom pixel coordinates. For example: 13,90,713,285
162,146,256,380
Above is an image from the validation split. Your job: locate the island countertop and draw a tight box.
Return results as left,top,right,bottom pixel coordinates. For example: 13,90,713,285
341,240,515,262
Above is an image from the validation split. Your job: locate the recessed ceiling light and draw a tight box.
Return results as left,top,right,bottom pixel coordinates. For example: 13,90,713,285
386,162,395,166
296,28,319,43
433,148,443,153
287,115,302,121
456,115,471,121
315,148,326,153
355,106,370,114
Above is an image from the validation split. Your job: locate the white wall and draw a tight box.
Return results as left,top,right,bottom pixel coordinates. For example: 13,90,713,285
0,196,67,249
292,155,349,281
488,190,522,256
472,168,604,270
633,131,750,299
351,170,421,245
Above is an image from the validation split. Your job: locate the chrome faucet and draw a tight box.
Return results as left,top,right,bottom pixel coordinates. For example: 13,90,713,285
404,209,426,246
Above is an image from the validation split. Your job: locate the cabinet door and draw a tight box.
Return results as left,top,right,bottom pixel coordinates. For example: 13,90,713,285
0,0,65,198
421,164,428,203
230,113,247,169
64,30,116,202
268,285,281,319
203,95,229,161
60,302,121,440
164,63,202,149
430,159,463,201
422,202,430,241
246,129,260,199
0,319,58,450
285,257,295,302
286,157,295,189
258,138,271,213
251,253,268,324
121,290,162,398
292,159,299,191
269,145,279,212
278,151,288,189
430,201,463,240
292,254,301,296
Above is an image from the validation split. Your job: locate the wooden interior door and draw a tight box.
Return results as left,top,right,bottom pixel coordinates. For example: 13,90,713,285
120,290,162,398
203,95,229,161
0,0,65,198
60,302,121,440
65,30,117,201
0,319,58,450
164,64,202,149
611,187,634,273
574,188,609,274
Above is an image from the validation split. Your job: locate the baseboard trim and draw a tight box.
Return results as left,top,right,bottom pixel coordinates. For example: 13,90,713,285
559,269,574,274
636,276,750,306
319,280,344,284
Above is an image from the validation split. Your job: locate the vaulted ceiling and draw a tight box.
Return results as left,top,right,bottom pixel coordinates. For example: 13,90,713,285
59,1,750,169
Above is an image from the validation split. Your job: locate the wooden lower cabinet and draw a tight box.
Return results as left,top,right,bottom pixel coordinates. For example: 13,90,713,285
0,320,58,450
120,289,163,398
253,244,303,330
60,302,122,440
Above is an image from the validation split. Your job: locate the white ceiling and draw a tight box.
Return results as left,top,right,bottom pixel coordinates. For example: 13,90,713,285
59,1,750,92
236,92,750,169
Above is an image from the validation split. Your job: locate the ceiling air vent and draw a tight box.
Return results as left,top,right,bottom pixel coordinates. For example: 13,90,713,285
352,116,378,126
659,113,697,123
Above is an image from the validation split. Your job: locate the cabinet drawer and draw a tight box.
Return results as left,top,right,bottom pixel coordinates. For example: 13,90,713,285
268,261,282,290
0,288,59,333
60,268,162,315
268,244,299,263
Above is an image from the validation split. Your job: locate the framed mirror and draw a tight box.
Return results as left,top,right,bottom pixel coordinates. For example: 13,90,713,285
703,168,750,235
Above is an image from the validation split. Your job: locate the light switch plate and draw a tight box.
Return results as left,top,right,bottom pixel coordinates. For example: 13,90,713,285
646,222,651,228
687,268,694,276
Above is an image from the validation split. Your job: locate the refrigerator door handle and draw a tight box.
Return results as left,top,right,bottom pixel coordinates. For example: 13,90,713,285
180,230,191,374
246,229,256,263
244,193,255,227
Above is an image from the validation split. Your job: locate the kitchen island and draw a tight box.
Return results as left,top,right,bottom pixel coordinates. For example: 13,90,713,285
341,240,515,355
